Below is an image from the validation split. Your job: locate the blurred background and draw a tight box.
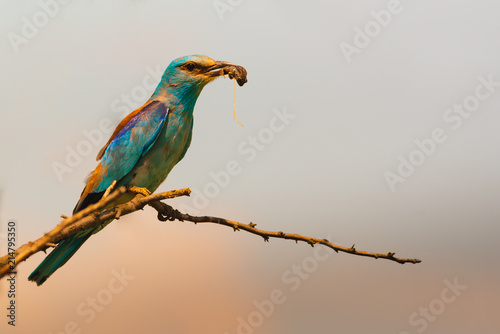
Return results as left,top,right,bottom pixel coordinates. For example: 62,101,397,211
1,1,499,333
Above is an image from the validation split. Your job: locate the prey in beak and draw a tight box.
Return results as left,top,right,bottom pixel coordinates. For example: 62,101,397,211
203,61,248,86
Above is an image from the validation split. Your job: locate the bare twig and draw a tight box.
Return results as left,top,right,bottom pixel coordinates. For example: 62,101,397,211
149,201,422,265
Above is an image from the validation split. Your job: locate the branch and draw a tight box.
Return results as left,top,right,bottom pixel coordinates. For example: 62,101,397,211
0,187,420,280
149,202,421,265
0,187,191,279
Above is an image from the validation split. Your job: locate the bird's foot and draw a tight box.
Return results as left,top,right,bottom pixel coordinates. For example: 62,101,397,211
128,186,151,197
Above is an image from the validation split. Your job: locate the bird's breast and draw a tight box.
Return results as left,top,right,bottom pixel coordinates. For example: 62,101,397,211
128,110,193,192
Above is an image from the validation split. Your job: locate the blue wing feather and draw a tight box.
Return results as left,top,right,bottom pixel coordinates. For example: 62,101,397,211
95,101,169,192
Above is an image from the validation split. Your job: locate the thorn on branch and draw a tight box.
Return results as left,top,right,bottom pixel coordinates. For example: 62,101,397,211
60,214,68,219
115,207,123,219
249,222,256,228
306,238,316,247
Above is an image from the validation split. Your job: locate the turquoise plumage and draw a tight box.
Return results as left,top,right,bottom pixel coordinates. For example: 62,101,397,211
29,55,247,285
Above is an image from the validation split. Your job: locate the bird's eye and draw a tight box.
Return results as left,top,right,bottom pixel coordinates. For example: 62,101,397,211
185,63,196,71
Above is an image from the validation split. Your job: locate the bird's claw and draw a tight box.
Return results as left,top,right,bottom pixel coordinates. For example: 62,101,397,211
128,186,151,197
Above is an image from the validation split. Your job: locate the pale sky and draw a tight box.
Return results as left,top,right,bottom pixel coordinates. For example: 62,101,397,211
1,1,500,333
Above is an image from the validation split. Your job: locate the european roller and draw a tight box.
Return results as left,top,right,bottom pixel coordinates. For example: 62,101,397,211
29,55,247,285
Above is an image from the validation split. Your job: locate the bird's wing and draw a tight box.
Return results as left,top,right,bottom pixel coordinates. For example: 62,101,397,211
74,100,168,212
97,103,148,160
96,100,169,191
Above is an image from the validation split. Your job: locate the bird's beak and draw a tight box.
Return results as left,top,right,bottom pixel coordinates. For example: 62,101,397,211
202,61,248,86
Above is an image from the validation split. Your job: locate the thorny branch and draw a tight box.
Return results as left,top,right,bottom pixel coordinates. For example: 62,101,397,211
0,187,420,280
149,202,421,264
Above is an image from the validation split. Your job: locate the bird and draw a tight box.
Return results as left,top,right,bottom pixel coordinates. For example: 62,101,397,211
28,55,247,285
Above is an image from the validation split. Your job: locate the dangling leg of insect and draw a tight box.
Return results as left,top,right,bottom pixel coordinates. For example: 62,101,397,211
233,79,244,126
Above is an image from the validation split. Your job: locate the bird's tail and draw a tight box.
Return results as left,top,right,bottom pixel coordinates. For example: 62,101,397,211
28,231,93,286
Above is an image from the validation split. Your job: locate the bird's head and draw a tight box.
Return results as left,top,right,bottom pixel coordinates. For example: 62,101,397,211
154,55,247,103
